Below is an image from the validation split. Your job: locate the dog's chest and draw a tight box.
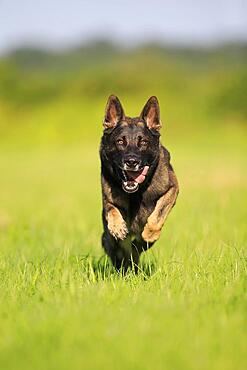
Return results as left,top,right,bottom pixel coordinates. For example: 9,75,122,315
125,195,156,235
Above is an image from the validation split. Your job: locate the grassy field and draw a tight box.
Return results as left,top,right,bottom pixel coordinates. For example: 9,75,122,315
0,45,246,369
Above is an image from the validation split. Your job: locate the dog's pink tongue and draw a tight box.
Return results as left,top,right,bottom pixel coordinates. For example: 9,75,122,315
132,166,149,184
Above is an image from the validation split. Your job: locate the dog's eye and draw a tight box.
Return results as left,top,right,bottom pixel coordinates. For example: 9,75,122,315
117,139,124,145
138,136,148,146
140,139,148,145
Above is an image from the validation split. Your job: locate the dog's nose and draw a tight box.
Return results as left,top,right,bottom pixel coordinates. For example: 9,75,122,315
125,158,139,168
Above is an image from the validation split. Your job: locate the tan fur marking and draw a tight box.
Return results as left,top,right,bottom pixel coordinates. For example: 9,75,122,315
120,121,128,126
142,172,179,243
137,121,145,127
107,207,128,240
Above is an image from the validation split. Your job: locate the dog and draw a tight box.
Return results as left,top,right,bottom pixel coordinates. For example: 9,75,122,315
100,95,179,272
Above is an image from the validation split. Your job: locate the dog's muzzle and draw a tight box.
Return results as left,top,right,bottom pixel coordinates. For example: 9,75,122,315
121,166,149,193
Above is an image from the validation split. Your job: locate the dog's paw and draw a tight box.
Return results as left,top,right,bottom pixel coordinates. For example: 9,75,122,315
107,209,128,240
142,223,161,243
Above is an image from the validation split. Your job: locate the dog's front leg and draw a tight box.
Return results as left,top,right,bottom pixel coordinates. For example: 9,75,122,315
106,204,128,240
142,171,179,243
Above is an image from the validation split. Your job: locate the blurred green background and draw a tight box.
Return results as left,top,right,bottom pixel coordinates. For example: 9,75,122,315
1,42,247,143
1,42,247,156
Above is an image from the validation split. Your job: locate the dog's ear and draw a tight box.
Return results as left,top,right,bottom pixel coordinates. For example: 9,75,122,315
103,95,125,129
140,96,161,132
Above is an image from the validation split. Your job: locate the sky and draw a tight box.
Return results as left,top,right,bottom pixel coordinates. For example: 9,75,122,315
0,0,247,53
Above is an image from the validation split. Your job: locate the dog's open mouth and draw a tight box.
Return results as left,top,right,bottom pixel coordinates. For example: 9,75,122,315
122,166,149,193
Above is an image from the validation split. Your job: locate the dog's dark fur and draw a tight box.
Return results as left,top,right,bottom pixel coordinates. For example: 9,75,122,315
100,95,179,272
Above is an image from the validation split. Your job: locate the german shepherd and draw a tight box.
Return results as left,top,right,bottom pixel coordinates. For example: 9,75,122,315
100,95,179,272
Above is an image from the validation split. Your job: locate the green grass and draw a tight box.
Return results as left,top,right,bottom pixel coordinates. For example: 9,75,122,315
0,112,246,370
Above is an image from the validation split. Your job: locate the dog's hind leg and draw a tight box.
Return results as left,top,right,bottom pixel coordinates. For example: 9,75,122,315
102,231,132,272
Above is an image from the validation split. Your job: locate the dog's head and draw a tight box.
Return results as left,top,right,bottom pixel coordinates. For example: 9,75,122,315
101,95,162,193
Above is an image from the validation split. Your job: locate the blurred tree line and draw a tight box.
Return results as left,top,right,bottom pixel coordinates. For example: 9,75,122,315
0,41,246,120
